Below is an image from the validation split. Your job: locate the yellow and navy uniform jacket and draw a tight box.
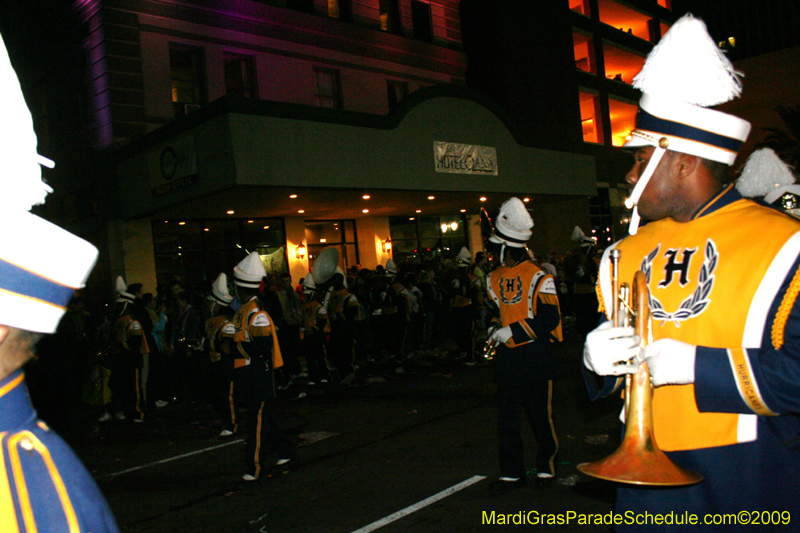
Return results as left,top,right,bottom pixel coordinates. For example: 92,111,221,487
205,314,235,363
0,371,120,533
587,186,800,525
327,288,359,323
114,314,149,361
233,295,282,370
300,299,330,338
487,259,562,382
452,271,481,308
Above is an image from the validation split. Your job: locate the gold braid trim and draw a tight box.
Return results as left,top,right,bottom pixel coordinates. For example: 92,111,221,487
772,267,800,349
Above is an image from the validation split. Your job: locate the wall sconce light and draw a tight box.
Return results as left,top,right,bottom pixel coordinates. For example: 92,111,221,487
382,238,392,254
296,243,307,260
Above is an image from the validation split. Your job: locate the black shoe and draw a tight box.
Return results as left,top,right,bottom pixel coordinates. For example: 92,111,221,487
488,477,527,493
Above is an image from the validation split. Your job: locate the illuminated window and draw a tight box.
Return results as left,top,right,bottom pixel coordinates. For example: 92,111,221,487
657,0,671,8
380,0,402,34
389,216,467,260
602,41,646,85
609,97,638,147
153,218,286,283
579,91,602,144
569,0,590,16
314,68,342,109
328,0,353,21
305,220,359,271
224,53,256,99
170,44,207,117
411,0,433,42
573,32,596,74
387,80,408,111
597,0,651,40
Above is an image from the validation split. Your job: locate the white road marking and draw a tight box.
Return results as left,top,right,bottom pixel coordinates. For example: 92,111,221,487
349,475,487,533
102,439,245,478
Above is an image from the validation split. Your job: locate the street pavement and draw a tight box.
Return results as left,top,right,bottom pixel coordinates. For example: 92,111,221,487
64,329,625,533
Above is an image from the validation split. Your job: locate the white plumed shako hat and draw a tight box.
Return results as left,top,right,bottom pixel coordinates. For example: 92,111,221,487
0,33,98,334
623,14,752,234
736,148,800,217
233,252,266,288
490,197,533,248
115,276,135,304
385,259,398,275
456,247,471,266
209,272,233,305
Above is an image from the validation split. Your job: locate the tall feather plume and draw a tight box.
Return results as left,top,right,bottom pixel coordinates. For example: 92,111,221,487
571,226,586,242
498,197,533,231
632,14,742,107
736,148,796,198
0,34,52,211
115,276,128,294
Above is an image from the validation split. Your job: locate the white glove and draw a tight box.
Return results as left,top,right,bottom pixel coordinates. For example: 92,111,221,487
641,338,696,386
491,326,513,344
583,321,641,376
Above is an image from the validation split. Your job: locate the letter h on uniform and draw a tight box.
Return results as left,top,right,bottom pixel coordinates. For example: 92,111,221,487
659,248,697,288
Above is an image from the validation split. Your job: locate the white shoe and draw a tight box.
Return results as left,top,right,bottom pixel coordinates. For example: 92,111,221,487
155,400,169,408
98,412,112,422
114,411,126,421
219,429,234,437
133,418,144,423
242,474,257,481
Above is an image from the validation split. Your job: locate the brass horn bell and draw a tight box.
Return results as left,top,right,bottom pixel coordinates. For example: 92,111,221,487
577,251,703,486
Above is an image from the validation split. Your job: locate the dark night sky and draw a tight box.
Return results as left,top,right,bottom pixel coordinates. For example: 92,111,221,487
672,0,800,61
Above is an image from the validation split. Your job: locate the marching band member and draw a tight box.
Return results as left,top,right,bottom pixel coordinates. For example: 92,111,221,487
0,30,120,532
486,197,563,490
231,252,296,481
583,15,800,530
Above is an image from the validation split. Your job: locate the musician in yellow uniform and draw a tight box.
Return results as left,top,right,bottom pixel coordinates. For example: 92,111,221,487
486,198,562,490
583,15,800,530
231,253,296,481
203,273,236,436
299,276,331,385
106,277,149,423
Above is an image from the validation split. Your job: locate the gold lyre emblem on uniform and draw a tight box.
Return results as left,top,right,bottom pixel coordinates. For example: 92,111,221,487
577,249,703,486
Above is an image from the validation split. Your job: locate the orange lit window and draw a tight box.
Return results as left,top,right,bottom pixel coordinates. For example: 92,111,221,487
573,32,596,74
657,0,671,9
579,91,602,144
608,97,638,147
597,0,651,40
603,41,645,84
569,0,590,16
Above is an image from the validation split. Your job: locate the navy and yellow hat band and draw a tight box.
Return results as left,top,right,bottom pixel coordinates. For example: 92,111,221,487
636,108,744,154
0,256,73,308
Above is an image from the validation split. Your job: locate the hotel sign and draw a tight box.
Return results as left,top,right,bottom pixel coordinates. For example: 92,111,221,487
434,141,498,175
148,135,199,197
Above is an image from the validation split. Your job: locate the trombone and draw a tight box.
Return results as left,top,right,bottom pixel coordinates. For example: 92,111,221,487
577,249,703,486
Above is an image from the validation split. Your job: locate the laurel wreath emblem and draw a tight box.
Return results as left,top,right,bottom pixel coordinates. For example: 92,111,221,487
641,239,718,327
499,274,523,305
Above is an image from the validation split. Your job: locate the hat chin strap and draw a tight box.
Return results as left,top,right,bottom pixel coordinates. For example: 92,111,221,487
624,143,668,235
